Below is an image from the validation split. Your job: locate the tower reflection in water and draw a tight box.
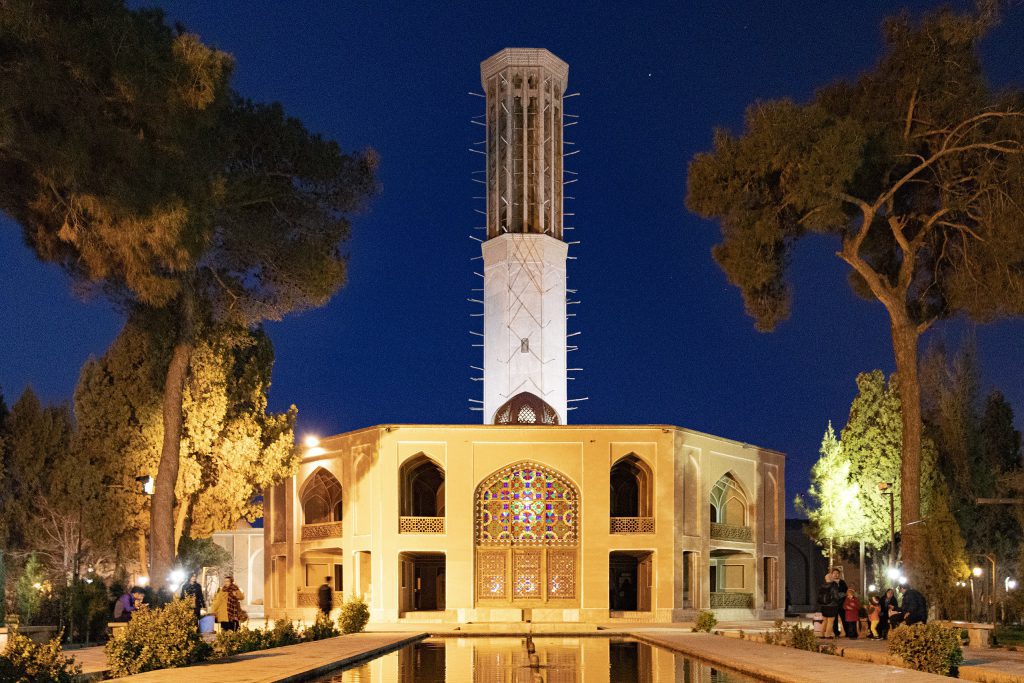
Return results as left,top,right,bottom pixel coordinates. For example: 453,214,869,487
320,637,758,683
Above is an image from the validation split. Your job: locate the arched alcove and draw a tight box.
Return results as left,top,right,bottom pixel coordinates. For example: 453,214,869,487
492,392,560,425
609,454,652,518
709,472,748,526
300,468,343,525
400,454,446,517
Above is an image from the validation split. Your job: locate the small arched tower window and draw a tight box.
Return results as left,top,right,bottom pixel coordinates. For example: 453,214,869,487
400,455,446,517
301,468,343,525
609,454,652,517
493,392,560,425
709,473,747,526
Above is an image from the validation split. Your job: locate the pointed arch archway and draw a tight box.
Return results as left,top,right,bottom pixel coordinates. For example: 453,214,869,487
300,467,343,525
474,461,579,606
709,472,752,544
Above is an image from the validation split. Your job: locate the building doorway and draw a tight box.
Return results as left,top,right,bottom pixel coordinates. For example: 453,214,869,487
399,552,446,614
610,551,652,612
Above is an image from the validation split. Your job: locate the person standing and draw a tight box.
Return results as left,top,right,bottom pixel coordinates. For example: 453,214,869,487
317,576,334,617
879,587,896,639
211,575,245,631
830,569,848,637
841,588,861,638
179,573,206,624
867,595,882,639
817,574,841,639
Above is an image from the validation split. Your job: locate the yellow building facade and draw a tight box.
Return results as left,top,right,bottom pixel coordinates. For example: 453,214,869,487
264,422,784,623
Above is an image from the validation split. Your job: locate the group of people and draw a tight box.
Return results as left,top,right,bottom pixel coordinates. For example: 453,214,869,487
818,567,928,640
113,573,246,632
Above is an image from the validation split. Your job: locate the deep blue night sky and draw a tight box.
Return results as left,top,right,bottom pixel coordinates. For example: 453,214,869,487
2,1,1022,515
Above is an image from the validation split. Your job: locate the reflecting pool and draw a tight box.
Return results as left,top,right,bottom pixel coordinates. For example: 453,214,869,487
315,637,762,682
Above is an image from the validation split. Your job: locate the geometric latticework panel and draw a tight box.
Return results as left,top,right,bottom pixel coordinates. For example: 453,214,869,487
475,462,578,546
493,392,561,425
477,550,507,600
609,517,655,534
547,549,576,599
512,550,542,599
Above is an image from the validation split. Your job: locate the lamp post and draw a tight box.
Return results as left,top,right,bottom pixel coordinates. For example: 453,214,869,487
971,566,983,621
877,482,896,568
975,554,997,625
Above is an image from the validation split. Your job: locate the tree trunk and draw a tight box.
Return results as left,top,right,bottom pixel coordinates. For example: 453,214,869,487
150,294,194,588
891,318,924,583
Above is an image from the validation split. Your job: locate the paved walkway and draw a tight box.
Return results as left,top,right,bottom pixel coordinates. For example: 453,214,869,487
632,631,948,682
73,632,424,682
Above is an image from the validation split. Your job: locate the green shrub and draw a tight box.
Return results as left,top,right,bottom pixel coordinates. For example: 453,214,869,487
306,611,340,640
105,599,211,676
267,618,303,647
692,610,717,633
0,630,81,683
212,626,269,658
339,596,370,634
888,623,964,676
13,554,47,626
789,623,819,651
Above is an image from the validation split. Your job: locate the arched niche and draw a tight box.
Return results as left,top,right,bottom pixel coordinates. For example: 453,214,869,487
400,454,446,517
300,467,343,525
492,392,560,425
609,454,653,518
709,472,748,526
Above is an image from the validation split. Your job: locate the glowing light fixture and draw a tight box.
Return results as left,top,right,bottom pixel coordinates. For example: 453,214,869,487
973,566,983,577
137,576,149,587
304,435,320,448
868,584,877,593
886,567,900,581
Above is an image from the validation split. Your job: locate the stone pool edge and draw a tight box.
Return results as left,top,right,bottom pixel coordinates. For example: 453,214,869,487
273,632,430,683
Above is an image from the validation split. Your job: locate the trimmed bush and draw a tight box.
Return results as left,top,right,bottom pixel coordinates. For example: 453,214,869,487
888,623,964,676
212,626,269,658
789,623,819,652
339,596,370,634
267,618,303,647
307,611,340,640
0,630,81,683
105,599,211,676
693,610,717,633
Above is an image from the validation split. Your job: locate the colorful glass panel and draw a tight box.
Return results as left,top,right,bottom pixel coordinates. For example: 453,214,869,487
476,463,578,546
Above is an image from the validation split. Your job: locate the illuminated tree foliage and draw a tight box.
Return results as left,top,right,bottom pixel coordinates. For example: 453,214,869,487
687,6,1024,576
0,1,377,582
795,423,866,563
840,371,943,564
73,313,299,570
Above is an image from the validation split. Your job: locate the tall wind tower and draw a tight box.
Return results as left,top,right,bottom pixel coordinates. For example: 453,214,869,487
480,49,571,425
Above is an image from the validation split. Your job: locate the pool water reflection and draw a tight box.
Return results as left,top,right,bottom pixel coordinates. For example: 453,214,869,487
316,637,761,682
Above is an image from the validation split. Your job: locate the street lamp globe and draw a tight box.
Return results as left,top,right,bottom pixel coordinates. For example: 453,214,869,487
973,566,984,578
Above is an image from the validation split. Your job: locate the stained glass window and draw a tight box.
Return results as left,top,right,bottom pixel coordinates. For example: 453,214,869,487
476,462,578,546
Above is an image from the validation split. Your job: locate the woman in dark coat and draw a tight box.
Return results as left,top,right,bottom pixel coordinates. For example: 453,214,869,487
817,573,841,638
878,587,896,639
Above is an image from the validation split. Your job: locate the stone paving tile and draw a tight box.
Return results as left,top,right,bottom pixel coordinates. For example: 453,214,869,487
114,632,425,682
631,631,948,682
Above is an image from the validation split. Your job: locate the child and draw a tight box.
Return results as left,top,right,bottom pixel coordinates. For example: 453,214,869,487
841,588,861,638
867,595,881,639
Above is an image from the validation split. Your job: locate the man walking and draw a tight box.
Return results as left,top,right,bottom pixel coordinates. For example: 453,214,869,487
318,576,334,617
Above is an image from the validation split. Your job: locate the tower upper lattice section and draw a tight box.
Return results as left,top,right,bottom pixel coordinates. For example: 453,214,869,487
480,49,568,241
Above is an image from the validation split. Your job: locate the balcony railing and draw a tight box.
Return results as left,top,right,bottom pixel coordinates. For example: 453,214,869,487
297,590,343,608
710,522,752,542
399,516,445,534
711,591,753,609
609,517,655,534
301,521,343,541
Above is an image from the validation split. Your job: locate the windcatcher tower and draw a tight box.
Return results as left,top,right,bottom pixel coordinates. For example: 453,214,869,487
480,49,570,425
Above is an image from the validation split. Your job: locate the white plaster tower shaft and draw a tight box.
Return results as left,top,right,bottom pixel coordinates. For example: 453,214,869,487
480,49,569,425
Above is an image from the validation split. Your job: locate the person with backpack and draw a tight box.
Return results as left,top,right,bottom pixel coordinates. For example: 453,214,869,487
817,570,843,638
